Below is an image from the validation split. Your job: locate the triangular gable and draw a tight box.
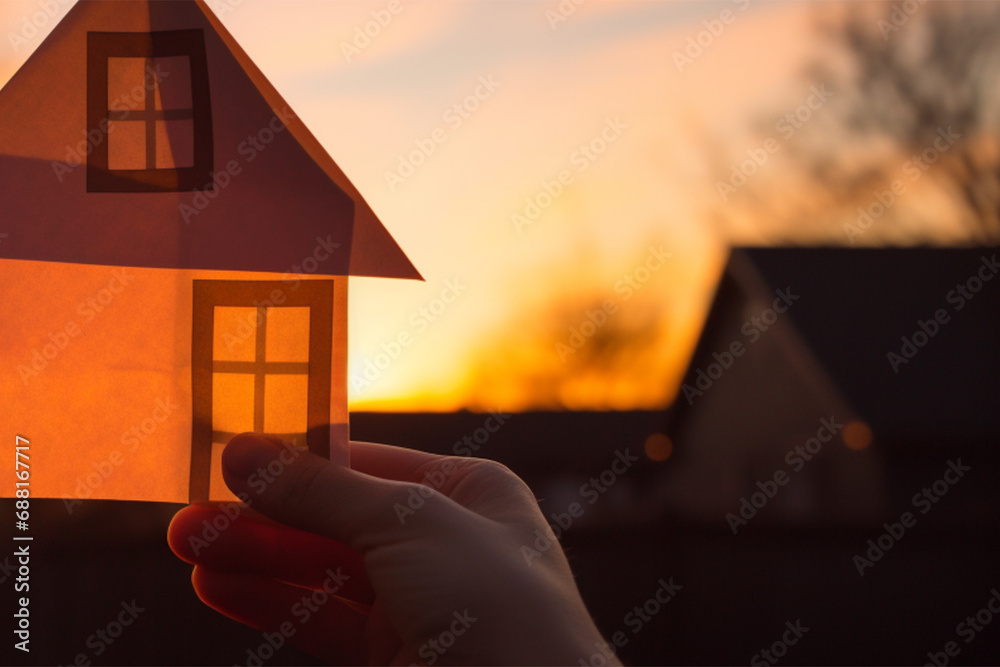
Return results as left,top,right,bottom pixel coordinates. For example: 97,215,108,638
670,246,1000,442
667,248,859,442
0,0,421,279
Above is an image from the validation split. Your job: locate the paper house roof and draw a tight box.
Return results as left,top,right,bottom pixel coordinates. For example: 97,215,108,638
0,0,420,279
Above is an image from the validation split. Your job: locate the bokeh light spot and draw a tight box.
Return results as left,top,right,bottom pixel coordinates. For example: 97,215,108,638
644,433,673,462
843,421,873,451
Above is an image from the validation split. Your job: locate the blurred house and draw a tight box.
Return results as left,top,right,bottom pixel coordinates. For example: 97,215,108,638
665,247,1000,527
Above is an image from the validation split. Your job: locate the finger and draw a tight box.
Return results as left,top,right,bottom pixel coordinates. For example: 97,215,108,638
192,566,366,665
222,434,468,552
355,441,540,521
168,504,373,603
348,440,453,482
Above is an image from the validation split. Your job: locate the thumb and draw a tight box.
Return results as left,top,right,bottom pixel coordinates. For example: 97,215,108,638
221,433,428,552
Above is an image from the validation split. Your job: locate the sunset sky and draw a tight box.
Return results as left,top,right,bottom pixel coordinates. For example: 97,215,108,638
0,1,872,411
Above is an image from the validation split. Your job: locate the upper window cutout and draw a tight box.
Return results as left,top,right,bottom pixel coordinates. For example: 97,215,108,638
87,30,213,192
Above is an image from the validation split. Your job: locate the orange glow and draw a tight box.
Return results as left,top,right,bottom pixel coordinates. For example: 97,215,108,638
0,258,348,503
843,421,873,451
264,375,309,434
0,2,976,415
644,434,673,462
209,442,239,503
213,373,255,433
214,307,258,362
265,308,311,363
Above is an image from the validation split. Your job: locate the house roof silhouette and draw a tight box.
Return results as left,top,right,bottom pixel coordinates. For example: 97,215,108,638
0,0,420,279
669,247,1000,444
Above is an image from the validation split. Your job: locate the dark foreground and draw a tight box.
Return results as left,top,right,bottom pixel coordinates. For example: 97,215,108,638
2,411,998,666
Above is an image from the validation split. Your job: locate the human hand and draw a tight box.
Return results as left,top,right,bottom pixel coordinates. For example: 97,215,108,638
168,434,616,666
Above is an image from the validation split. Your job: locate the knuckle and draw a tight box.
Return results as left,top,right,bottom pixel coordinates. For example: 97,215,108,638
464,459,538,506
463,458,523,486
386,481,454,528
419,455,527,494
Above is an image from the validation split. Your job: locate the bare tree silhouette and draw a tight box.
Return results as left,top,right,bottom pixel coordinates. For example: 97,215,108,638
717,1,1000,244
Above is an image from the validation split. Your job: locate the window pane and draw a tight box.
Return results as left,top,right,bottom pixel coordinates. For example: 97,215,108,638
107,57,147,111
210,441,240,502
265,307,311,362
156,119,194,169
153,55,192,110
213,373,255,433
107,120,147,170
213,307,258,362
89,30,213,192
264,374,308,434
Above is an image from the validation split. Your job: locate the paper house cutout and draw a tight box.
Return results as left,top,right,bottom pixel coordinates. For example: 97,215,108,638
0,0,420,504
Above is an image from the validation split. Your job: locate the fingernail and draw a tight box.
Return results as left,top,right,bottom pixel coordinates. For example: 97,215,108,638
222,433,286,487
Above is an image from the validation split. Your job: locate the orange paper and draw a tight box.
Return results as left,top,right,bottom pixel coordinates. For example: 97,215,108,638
0,0,421,504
